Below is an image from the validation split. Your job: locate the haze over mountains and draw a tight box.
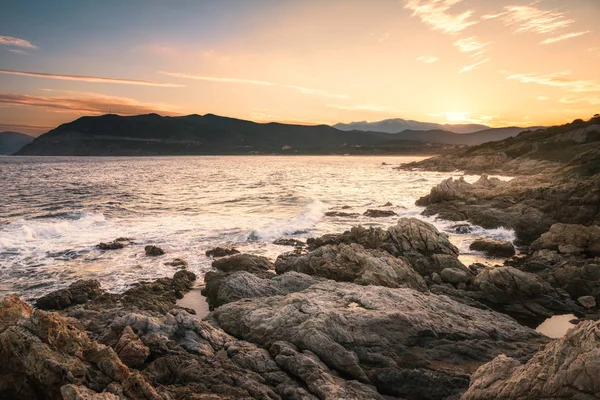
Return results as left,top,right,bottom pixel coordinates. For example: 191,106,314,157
0,131,34,155
334,118,492,134
12,113,537,156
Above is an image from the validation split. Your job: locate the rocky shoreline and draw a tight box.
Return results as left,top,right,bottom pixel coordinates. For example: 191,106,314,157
2,118,599,399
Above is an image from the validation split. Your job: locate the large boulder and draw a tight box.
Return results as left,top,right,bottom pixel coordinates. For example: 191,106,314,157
275,243,427,291
469,239,515,258
462,320,600,400
531,223,600,257
36,280,103,310
212,253,274,274
213,280,546,400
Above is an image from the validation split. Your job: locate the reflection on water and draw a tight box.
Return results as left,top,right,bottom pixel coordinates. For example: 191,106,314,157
536,314,576,338
176,287,210,320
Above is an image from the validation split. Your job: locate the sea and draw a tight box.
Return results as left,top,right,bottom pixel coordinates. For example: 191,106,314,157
0,155,515,302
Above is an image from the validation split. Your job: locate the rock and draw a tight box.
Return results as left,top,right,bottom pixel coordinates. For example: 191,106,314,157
363,209,397,218
440,268,472,285
144,245,164,256
578,295,596,309
462,320,600,400
306,218,465,276
325,211,360,217
205,247,240,258
96,238,133,250
272,238,305,247
213,280,546,400
276,243,427,291
36,280,103,310
61,384,120,399
212,253,274,274
531,223,600,257
431,272,443,285
113,326,150,368
381,202,393,207
469,239,516,258
451,223,473,234
164,258,188,268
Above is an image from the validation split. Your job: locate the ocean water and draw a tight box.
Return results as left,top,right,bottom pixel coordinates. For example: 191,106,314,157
0,155,514,301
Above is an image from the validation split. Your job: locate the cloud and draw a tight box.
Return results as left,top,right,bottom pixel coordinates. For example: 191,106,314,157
283,85,347,99
453,37,492,54
159,71,275,86
506,71,600,93
0,69,184,87
459,58,490,73
416,56,439,63
326,104,397,112
404,0,477,34
0,35,37,49
0,91,181,116
541,31,591,44
0,122,54,135
559,95,600,105
8,49,29,55
536,96,549,101
486,5,573,34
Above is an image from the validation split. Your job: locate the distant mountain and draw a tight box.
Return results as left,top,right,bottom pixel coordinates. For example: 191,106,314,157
0,131,34,155
334,118,490,134
15,113,464,156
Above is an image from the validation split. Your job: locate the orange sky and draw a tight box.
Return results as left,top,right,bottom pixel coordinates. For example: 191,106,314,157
1,0,599,135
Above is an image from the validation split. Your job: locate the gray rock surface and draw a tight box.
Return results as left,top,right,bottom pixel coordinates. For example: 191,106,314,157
469,239,515,258
531,223,600,256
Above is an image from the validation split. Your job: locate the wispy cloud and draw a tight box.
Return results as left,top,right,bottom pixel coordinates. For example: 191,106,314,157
283,85,347,99
536,96,549,101
0,69,184,87
8,49,29,55
541,31,591,44
0,122,54,135
404,0,477,34
416,56,439,63
159,71,275,86
0,91,181,116
326,104,397,113
161,71,347,98
485,5,574,34
559,95,600,105
506,71,600,93
454,37,492,54
0,35,37,49
459,58,490,73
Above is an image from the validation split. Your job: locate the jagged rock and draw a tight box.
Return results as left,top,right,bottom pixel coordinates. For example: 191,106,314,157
531,223,600,257
363,209,397,218
145,245,165,256
113,326,150,368
325,211,360,217
205,247,240,258
431,272,443,285
164,258,188,268
469,239,516,258
451,224,473,234
36,280,103,310
212,253,274,274
61,384,120,399
273,238,305,247
276,243,427,291
305,218,465,276
462,320,600,400
97,238,133,250
578,295,596,309
440,268,472,285
213,280,546,400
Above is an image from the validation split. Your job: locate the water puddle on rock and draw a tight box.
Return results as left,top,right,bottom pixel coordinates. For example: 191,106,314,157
535,314,576,338
177,286,210,320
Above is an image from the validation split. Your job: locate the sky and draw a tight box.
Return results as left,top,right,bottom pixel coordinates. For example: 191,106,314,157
0,0,599,135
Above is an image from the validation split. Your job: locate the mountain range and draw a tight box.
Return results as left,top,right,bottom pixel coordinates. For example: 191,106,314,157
334,118,493,134
13,113,534,156
0,131,34,155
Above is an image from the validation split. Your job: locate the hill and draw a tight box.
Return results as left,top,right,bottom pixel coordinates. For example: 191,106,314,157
334,118,490,133
0,131,34,155
15,113,466,156
401,116,600,176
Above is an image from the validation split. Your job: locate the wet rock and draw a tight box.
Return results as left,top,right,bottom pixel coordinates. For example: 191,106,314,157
273,238,305,247
205,247,240,258
531,223,600,257
451,223,473,234
97,238,133,250
578,295,596,309
440,268,472,285
469,239,516,258
36,280,103,311
213,280,546,400
112,325,150,368
145,245,164,256
381,202,393,207
462,320,600,400
324,211,360,217
363,209,397,218
212,253,274,274
164,258,188,268
306,218,465,276
276,243,427,291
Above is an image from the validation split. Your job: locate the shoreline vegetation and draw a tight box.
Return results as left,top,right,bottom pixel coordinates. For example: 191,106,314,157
1,116,599,399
